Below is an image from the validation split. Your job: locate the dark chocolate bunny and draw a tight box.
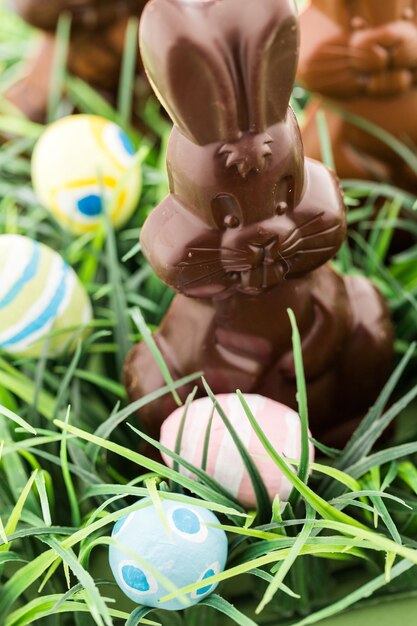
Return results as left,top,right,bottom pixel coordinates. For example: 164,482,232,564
298,0,417,191
7,0,147,123
124,0,394,446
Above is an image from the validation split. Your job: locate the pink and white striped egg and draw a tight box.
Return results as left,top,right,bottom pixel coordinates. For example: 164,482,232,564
160,394,314,509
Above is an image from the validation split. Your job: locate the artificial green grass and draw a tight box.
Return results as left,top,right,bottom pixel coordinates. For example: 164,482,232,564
1,2,417,626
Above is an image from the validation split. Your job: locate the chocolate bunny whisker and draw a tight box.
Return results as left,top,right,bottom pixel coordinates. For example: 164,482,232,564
187,246,248,256
177,257,243,269
124,0,394,447
276,250,291,277
280,213,326,248
283,246,340,262
182,268,228,289
281,223,343,254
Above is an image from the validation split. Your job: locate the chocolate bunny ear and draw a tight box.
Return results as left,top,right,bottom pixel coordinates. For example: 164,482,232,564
139,0,299,146
241,0,299,131
139,0,240,145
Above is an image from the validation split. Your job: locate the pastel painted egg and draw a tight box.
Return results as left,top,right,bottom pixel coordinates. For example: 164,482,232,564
32,114,142,234
0,234,92,358
109,499,228,611
161,394,315,508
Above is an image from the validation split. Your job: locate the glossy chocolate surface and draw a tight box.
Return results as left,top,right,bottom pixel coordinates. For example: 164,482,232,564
124,0,394,446
298,0,417,191
7,0,147,123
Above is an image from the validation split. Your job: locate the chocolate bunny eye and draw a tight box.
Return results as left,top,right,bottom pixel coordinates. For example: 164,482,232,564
276,202,288,216
211,193,242,229
350,16,367,30
223,215,241,229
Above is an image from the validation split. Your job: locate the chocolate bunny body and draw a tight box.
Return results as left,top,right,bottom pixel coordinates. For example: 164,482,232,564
298,0,417,191
124,0,394,446
7,0,147,123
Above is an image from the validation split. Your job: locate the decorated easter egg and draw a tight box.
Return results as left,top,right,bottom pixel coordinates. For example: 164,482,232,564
109,499,228,611
32,114,142,234
0,234,92,358
161,394,315,508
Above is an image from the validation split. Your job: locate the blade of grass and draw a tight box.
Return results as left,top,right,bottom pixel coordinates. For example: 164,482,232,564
316,110,335,171
201,405,216,473
117,17,139,126
292,558,414,626
127,423,244,508
52,340,82,420
201,595,258,626
173,387,198,473
3,471,38,540
0,365,55,420
60,407,81,528
324,101,417,174
287,309,311,506
103,189,133,372
347,442,417,479
256,505,316,613
336,342,416,470
126,606,158,626
201,380,271,521
34,471,52,528
129,307,182,406
47,13,71,123
398,461,417,495
40,537,112,626
145,477,171,536
0,404,36,435
86,372,202,463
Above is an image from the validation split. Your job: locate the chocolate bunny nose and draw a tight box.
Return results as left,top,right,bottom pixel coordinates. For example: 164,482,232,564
248,238,277,266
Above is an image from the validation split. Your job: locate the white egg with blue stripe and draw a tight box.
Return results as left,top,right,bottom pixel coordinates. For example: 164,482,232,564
109,499,228,611
0,234,92,358
31,114,142,235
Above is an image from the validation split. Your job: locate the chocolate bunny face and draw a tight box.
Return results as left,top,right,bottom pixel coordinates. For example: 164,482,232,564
140,0,345,297
299,0,417,98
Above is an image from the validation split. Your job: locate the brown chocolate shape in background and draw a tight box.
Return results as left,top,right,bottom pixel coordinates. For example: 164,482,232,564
6,0,147,123
123,0,394,448
298,0,417,193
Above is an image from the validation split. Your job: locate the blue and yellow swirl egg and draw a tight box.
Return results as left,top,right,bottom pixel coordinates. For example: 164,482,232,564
109,500,228,610
32,115,142,234
0,234,92,358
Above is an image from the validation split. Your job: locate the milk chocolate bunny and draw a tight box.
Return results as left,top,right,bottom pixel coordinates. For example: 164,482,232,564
124,0,394,446
6,0,146,123
298,0,417,191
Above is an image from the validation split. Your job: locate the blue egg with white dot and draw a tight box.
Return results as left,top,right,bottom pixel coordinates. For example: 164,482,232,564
109,499,228,611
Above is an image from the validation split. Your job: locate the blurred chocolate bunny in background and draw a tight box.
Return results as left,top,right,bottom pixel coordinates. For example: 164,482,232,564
6,0,147,123
298,0,417,193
